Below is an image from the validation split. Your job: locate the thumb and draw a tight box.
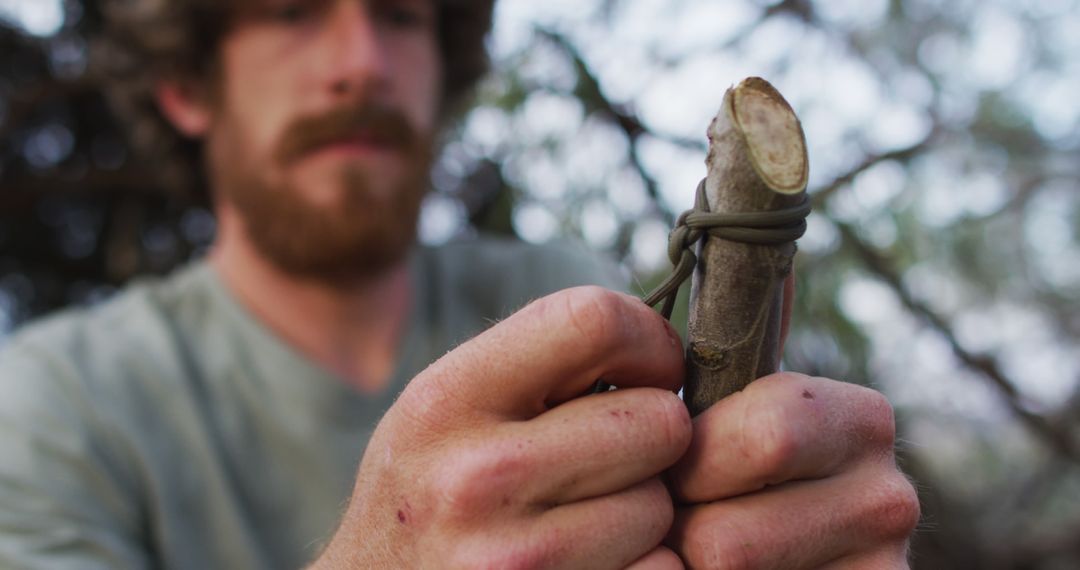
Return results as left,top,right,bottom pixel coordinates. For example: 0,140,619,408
397,287,685,426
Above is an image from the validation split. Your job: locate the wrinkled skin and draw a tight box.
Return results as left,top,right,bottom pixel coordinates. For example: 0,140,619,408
311,287,918,569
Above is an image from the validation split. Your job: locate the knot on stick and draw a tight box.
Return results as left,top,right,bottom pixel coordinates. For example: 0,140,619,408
642,178,812,320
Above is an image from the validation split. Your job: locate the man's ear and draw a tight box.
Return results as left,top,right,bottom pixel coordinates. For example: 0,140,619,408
155,79,213,138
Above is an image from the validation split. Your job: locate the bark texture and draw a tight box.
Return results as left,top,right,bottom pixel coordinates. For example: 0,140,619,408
684,77,809,416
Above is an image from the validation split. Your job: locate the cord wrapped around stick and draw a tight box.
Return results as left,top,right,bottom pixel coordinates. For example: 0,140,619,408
684,77,809,415
639,77,810,415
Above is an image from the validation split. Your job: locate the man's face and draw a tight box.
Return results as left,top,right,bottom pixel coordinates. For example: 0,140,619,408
204,0,442,282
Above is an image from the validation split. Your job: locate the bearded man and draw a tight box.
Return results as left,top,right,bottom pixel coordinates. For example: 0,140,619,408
0,1,919,568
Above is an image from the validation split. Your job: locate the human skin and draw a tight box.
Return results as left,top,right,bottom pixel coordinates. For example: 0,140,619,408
163,0,442,209
156,0,443,390
155,1,919,567
310,290,918,569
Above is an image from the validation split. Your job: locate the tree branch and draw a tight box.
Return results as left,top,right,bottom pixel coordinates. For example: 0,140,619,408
833,221,1080,462
810,132,939,208
537,28,702,226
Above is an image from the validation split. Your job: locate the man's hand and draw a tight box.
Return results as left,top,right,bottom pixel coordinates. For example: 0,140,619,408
666,373,920,568
313,287,692,569
312,286,919,569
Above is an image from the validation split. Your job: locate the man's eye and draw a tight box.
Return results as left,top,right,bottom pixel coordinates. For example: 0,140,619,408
271,3,311,23
378,5,433,29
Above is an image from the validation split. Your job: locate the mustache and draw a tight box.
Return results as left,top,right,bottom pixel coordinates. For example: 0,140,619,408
274,104,421,163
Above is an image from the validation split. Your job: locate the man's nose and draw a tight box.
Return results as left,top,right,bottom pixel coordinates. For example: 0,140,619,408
322,2,388,97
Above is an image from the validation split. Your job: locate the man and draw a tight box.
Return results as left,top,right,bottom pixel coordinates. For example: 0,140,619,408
0,0,919,568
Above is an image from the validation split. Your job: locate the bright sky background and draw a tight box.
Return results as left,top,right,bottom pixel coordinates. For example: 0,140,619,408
0,0,63,36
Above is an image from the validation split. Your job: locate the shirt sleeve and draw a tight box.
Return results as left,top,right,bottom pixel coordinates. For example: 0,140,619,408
0,340,149,570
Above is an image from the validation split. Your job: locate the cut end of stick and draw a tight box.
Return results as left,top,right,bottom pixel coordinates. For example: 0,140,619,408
712,77,809,195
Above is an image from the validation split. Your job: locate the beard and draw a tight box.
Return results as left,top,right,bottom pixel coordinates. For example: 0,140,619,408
207,103,434,285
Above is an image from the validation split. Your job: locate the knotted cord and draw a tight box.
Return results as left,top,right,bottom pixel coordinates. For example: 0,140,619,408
641,178,813,320
593,179,810,394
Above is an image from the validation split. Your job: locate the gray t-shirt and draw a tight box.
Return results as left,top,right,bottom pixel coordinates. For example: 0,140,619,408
0,239,622,569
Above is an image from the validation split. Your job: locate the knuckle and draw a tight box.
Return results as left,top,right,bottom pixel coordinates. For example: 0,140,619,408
435,440,527,519
807,378,898,454
556,286,627,349
740,400,801,485
863,472,921,541
391,369,458,435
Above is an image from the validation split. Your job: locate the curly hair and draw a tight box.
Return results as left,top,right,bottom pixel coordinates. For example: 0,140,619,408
95,0,496,197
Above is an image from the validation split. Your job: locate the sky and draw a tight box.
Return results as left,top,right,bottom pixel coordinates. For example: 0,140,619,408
0,0,63,36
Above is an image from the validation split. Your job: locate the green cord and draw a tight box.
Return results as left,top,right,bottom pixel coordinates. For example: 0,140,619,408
642,178,811,320
593,178,811,393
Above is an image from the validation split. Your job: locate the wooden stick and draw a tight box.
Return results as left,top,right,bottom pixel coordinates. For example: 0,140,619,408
683,77,809,416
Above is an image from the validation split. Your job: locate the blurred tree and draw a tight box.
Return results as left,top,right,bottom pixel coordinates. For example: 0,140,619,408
2,0,1079,567
0,3,212,326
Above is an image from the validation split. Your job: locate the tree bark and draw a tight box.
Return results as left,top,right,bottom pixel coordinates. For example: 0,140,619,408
683,77,809,416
